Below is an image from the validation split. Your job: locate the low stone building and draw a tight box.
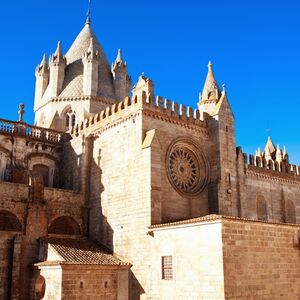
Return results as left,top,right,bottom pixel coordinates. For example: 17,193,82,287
0,14,300,300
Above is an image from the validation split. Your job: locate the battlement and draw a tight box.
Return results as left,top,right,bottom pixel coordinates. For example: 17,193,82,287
236,147,300,180
71,93,209,137
0,118,67,143
247,153,300,176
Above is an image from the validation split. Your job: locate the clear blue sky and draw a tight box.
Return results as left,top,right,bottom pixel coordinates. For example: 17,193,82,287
0,0,299,164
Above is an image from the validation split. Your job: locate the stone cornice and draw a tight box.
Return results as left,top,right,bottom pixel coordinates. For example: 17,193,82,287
35,96,115,111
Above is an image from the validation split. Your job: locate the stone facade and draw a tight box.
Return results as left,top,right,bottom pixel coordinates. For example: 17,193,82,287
0,17,300,300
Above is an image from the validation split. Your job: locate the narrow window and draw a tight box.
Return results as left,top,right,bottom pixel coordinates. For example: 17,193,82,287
162,256,173,280
65,114,70,129
71,114,76,127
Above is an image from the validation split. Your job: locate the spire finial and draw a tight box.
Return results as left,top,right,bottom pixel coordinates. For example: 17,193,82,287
116,49,122,63
208,60,212,71
86,0,91,24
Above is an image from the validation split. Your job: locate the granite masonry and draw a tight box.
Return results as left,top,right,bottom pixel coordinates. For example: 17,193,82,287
0,16,300,300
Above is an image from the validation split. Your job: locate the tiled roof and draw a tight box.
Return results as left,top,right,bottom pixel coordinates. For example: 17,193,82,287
46,237,130,266
148,214,300,230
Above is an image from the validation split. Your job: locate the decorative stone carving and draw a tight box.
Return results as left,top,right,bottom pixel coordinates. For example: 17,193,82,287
166,138,209,197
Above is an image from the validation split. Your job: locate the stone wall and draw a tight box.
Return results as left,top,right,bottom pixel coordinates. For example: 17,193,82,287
0,233,14,300
240,168,300,223
0,233,21,300
142,112,214,224
38,265,128,300
149,220,225,300
61,266,120,300
0,181,84,300
222,218,300,299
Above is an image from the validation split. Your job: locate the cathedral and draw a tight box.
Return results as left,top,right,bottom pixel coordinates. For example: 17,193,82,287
0,15,300,300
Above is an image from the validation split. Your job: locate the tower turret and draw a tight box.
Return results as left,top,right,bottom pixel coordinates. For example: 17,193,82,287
132,74,154,101
49,41,66,98
34,54,49,110
82,37,99,96
283,146,289,163
198,61,221,115
111,49,132,101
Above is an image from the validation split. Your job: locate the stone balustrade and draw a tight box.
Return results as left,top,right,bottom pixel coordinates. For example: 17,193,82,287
0,118,67,143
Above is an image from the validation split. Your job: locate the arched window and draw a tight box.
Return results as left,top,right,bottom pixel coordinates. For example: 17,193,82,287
48,216,81,235
286,199,296,223
33,164,50,187
65,114,70,129
0,210,22,231
256,195,268,221
65,110,76,130
71,113,76,127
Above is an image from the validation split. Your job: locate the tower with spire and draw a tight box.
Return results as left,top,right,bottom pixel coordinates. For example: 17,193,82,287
197,61,221,115
82,37,99,96
198,61,238,216
33,16,131,131
34,54,49,111
48,41,66,98
254,136,290,167
111,49,132,102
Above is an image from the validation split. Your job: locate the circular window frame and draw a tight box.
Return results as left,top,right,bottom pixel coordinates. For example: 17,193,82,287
166,137,210,198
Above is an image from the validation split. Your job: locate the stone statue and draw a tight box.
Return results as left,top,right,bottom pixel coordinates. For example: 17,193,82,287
18,103,25,122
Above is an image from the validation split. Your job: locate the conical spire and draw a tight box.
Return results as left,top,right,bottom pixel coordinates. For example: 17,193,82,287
50,41,65,65
85,0,91,25
36,53,48,75
112,49,126,69
264,144,272,161
116,49,123,64
276,144,283,162
55,41,63,57
201,60,220,101
283,146,289,162
83,37,98,61
256,147,262,158
65,21,108,67
41,53,47,66
264,136,276,157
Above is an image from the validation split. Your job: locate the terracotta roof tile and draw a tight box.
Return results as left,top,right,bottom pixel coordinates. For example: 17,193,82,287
148,214,300,230
47,237,130,266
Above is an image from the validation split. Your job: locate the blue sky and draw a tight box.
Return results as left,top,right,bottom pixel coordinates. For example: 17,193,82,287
0,0,299,164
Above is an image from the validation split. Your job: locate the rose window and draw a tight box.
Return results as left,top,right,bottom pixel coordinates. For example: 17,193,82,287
166,139,209,197
169,148,199,192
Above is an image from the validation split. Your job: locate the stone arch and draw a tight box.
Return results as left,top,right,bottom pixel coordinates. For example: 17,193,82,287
286,199,296,223
0,210,22,231
48,216,81,235
61,105,76,131
27,154,56,188
256,195,268,221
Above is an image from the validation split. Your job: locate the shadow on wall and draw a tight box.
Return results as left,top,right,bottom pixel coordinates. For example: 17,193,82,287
60,138,145,298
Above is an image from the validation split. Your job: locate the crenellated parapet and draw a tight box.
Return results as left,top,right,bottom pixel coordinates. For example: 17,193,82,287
240,136,300,181
236,146,300,183
247,153,300,176
70,94,209,137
